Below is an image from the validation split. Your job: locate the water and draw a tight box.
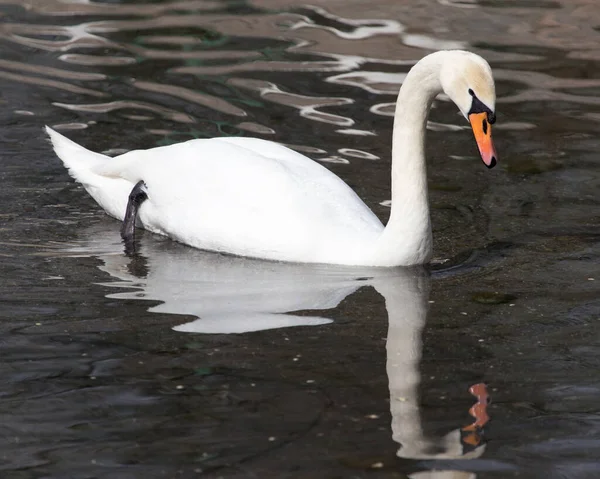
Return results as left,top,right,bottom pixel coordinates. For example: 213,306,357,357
2,0,600,477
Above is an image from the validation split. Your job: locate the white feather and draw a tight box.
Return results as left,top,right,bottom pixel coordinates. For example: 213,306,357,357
46,50,496,267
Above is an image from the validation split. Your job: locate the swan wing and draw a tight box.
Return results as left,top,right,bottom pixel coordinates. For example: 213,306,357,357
95,137,383,263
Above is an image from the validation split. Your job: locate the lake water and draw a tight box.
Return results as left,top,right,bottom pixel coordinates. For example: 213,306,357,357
2,0,600,477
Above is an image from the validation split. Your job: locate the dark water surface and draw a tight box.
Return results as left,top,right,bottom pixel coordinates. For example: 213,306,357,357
2,0,600,477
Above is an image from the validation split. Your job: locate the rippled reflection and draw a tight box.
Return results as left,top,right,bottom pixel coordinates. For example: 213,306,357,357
3,0,600,171
60,226,374,334
2,0,600,136
57,225,489,475
379,269,489,473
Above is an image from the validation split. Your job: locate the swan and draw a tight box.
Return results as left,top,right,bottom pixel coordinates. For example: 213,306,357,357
46,50,497,267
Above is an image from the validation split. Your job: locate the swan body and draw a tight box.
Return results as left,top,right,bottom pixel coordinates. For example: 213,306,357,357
47,50,497,267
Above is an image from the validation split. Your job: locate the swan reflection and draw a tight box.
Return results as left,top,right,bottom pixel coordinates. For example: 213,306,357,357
65,225,489,474
377,269,488,476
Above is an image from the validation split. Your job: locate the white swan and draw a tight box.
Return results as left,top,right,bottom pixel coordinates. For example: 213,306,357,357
46,50,497,267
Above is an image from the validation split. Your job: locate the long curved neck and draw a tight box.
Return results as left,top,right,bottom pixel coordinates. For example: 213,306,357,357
372,53,445,266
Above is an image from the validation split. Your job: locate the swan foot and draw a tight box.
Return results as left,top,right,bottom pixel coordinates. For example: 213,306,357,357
121,180,148,255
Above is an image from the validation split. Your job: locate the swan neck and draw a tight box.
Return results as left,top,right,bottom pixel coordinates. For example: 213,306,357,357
374,54,444,266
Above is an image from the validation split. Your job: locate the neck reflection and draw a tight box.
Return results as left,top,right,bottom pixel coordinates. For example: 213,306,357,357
375,275,489,477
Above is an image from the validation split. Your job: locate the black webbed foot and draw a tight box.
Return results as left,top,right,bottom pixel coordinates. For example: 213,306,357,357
121,180,148,255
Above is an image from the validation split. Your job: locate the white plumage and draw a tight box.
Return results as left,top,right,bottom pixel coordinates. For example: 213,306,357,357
47,50,497,267
46,129,383,264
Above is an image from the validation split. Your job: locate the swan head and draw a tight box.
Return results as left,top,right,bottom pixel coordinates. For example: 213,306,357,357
440,51,497,169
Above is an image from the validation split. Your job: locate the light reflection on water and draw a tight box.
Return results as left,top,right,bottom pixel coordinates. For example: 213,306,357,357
2,0,599,155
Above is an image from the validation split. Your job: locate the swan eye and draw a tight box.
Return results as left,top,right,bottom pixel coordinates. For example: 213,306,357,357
468,93,495,122
468,88,475,97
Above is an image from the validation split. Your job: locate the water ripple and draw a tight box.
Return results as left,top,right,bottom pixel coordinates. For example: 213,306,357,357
0,69,106,97
229,78,354,126
132,80,247,117
3,2,600,477
53,100,196,124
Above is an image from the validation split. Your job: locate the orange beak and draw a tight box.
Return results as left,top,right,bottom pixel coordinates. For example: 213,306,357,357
469,112,497,168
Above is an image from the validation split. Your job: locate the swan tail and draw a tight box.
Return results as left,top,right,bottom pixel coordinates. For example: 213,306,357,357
46,126,133,221
45,126,110,185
